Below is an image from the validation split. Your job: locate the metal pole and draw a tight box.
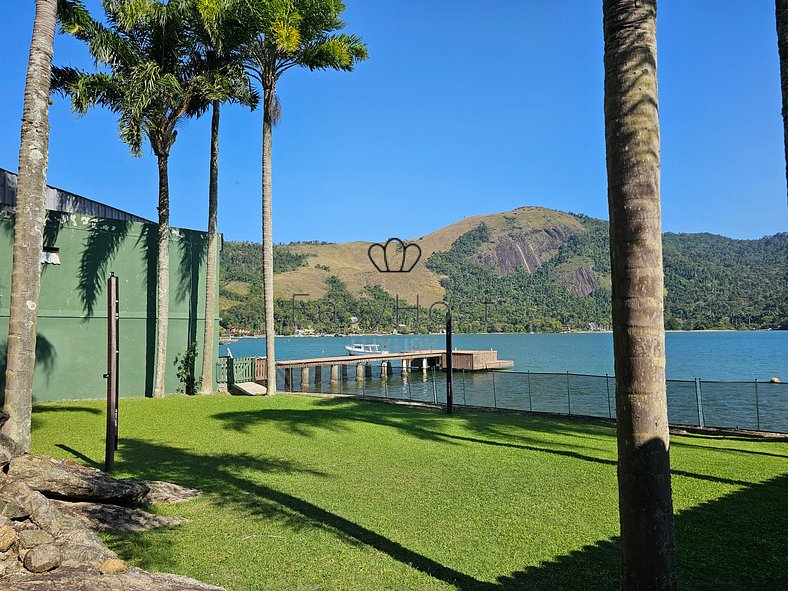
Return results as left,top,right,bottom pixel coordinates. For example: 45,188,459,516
462,369,467,405
695,378,705,428
527,371,532,412
566,371,571,415
446,311,453,414
431,367,437,404
754,379,760,431
104,273,119,472
491,371,497,409
605,374,612,419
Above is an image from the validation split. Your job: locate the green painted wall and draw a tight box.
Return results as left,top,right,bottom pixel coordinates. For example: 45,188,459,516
0,207,220,402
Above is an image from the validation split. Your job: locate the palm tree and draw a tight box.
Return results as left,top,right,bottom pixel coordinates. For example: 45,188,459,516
777,0,788,200
2,0,59,452
244,0,367,392
191,0,258,394
603,1,676,589
54,0,211,398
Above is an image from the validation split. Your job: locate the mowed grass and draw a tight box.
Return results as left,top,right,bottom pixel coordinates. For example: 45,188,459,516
31,394,788,591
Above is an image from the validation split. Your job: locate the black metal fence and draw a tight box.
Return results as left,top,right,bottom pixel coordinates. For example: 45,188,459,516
217,356,787,434
265,364,787,434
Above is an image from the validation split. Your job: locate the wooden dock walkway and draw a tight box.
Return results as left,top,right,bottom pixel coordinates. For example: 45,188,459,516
217,349,513,392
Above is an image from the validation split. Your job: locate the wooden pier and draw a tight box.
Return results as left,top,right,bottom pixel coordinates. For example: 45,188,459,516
219,349,513,394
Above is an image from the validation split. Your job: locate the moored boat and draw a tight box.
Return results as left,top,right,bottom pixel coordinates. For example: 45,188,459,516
345,343,389,356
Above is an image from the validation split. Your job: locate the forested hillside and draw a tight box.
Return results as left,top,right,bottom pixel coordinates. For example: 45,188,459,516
218,209,787,333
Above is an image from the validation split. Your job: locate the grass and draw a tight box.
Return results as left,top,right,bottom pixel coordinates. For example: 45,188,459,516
30,394,788,591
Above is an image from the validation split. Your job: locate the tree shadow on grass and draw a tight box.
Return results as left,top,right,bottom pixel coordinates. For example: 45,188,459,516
85,433,787,591
210,398,757,487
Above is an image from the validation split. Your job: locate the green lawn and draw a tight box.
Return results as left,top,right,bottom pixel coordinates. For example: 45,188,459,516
31,394,787,591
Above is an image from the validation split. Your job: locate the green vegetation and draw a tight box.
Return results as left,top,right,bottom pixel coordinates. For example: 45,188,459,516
218,217,787,334
31,395,787,590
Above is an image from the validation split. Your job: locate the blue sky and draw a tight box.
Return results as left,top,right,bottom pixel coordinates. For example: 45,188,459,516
1,1,785,242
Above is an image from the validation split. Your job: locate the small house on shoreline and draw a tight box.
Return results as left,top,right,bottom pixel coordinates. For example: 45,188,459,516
0,168,219,402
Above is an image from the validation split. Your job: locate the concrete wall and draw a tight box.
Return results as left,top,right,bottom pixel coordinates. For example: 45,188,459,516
0,206,220,402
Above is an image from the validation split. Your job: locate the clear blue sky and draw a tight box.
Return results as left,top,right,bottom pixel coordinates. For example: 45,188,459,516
1,1,785,242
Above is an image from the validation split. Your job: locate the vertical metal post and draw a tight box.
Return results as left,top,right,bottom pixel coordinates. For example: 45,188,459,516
431,367,437,404
527,371,532,412
566,371,571,415
462,369,467,405
446,311,453,414
104,273,119,472
491,371,497,409
694,378,705,428
754,379,760,431
605,374,612,419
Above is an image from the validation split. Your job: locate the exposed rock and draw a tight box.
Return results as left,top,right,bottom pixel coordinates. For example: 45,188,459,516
99,558,128,575
138,481,201,505
0,492,30,520
0,524,16,551
22,544,61,573
7,456,149,506
555,264,599,297
0,433,25,468
0,567,226,590
0,476,116,569
18,530,54,549
479,225,576,276
51,501,187,533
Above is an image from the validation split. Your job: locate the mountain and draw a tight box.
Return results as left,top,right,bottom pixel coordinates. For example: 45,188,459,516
219,206,787,333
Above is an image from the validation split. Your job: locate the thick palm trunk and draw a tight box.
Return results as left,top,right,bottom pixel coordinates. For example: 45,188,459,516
152,154,171,398
777,0,788,199
262,89,276,394
200,101,220,394
603,1,676,589
2,0,58,452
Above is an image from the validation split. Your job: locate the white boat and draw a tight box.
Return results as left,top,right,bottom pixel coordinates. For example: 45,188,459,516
345,343,389,356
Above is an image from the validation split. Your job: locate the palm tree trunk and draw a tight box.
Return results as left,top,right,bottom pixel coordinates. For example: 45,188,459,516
152,153,171,398
777,0,788,200
200,100,220,394
2,0,58,452
262,88,276,394
603,1,676,589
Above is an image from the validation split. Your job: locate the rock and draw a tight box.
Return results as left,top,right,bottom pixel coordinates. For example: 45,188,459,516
0,524,16,551
0,567,227,590
0,477,117,569
0,433,25,468
51,501,187,533
18,529,55,549
7,456,149,506
0,493,30,520
99,558,128,575
23,544,61,573
138,481,201,505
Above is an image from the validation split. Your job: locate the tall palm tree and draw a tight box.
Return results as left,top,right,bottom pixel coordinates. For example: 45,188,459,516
192,0,258,394
777,0,788,201
603,1,676,589
2,0,59,452
244,0,367,392
54,0,211,398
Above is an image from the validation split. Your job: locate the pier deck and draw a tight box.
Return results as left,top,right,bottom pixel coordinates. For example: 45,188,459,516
276,349,513,371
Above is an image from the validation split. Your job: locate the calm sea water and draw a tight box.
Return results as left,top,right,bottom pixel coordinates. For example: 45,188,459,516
220,331,788,381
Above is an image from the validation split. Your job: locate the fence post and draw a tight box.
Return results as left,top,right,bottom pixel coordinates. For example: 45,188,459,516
431,368,437,404
491,371,497,409
605,374,612,419
527,371,532,412
462,369,467,405
754,379,760,431
566,371,571,415
694,378,705,428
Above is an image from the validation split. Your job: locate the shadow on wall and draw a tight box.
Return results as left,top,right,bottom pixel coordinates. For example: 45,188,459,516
0,334,57,406
78,220,131,319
